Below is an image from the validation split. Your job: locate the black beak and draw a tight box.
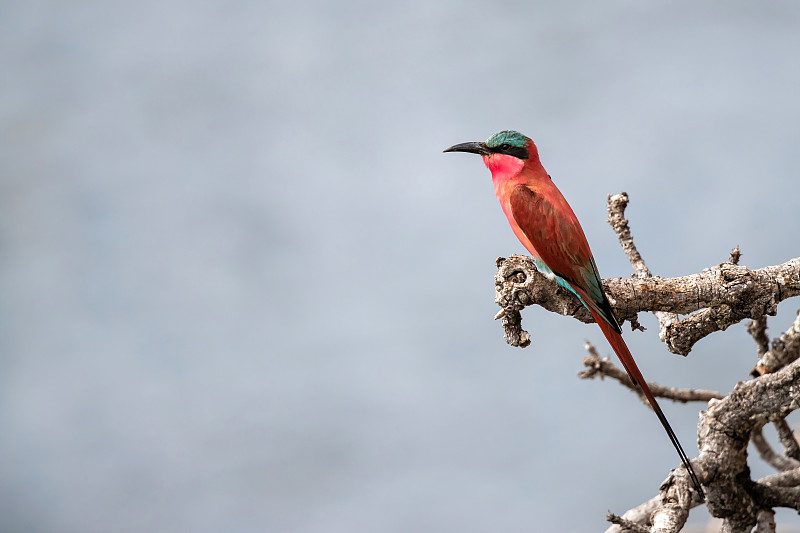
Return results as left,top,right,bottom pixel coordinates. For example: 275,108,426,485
443,141,490,156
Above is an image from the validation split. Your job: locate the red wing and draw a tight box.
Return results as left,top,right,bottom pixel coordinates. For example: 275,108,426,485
508,183,618,328
508,183,591,284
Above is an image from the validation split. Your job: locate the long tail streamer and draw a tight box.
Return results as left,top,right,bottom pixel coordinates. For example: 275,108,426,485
592,312,704,496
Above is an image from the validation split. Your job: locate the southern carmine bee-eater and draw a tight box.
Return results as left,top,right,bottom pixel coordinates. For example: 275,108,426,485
445,130,703,495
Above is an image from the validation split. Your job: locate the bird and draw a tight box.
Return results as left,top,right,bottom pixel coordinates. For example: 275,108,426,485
444,130,703,495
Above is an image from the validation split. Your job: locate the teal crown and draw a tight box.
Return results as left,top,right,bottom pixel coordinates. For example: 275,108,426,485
486,130,530,150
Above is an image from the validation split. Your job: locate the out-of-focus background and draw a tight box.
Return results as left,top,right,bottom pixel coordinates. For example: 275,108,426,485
2,1,799,532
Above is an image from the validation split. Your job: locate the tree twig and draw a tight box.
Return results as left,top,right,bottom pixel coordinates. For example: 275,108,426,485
729,246,742,265
604,496,661,533
751,427,800,472
753,310,800,376
606,512,650,533
579,341,723,404
775,418,800,462
606,192,679,339
747,315,770,359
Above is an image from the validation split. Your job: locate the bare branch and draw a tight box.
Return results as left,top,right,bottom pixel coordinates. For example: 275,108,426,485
747,316,770,359
605,192,653,278
494,254,800,355
660,306,747,356
751,427,800,472
692,358,800,526
606,512,650,533
604,496,661,533
499,307,530,348
494,254,589,347
775,418,800,462
489,193,800,530
608,359,800,530
579,341,723,404
606,192,679,338
753,310,800,376
759,467,800,487
748,482,800,511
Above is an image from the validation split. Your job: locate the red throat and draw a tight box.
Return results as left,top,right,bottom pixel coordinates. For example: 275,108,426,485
482,153,525,181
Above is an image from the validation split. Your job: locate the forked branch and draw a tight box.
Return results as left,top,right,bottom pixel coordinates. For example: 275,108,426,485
489,193,800,532
494,195,799,356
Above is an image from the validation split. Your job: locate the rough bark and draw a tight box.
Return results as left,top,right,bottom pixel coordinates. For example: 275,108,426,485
495,253,800,355
753,311,800,376
489,193,800,532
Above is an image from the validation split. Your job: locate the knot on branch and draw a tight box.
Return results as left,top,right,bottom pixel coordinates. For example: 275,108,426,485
494,253,799,355
494,255,592,347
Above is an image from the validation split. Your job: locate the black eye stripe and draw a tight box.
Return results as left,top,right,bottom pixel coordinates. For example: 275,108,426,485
489,143,529,160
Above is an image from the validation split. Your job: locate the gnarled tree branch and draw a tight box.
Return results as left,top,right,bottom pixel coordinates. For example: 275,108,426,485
490,193,800,531
494,254,800,355
494,192,800,356
618,356,800,532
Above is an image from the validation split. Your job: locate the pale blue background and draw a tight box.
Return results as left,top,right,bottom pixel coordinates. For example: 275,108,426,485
2,1,800,532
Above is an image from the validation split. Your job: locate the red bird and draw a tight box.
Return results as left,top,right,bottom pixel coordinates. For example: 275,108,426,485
445,130,703,494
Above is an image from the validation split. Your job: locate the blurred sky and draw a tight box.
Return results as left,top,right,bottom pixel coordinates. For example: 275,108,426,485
2,1,800,532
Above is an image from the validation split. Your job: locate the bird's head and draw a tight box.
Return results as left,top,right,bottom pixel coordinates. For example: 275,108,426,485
444,130,538,178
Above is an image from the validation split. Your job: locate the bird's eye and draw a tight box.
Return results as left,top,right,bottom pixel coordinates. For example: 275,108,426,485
500,143,511,151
